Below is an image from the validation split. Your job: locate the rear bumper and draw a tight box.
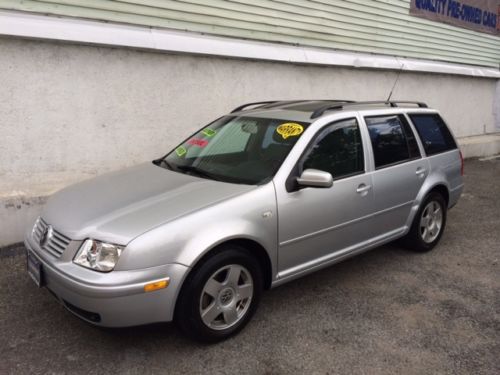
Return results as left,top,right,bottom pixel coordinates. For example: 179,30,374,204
449,183,464,209
24,235,189,327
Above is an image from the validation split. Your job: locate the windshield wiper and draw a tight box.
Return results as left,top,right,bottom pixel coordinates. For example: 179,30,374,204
155,158,174,170
176,165,221,181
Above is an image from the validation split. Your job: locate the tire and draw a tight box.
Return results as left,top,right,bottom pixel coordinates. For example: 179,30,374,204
403,192,447,252
175,245,263,342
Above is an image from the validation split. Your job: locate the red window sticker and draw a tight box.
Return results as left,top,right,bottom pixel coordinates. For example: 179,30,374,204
187,138,209,148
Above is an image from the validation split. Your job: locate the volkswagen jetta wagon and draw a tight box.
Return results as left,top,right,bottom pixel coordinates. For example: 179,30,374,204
25,100,463,341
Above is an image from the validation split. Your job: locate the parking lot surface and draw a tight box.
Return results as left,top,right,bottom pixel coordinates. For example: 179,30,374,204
1,158,499,375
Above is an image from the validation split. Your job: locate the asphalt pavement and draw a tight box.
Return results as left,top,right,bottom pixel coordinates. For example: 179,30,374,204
0,158,499,375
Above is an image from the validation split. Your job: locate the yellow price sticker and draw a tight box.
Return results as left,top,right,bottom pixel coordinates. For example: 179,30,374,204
276,123,304,139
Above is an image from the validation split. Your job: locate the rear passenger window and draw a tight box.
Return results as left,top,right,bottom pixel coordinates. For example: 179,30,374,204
409,114,457,155
400,116,421,159
365,115,420,169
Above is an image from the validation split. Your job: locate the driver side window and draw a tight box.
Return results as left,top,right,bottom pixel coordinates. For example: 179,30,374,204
302,118,364,179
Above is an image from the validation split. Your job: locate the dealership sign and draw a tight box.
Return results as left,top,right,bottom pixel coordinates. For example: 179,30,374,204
410,0,499,35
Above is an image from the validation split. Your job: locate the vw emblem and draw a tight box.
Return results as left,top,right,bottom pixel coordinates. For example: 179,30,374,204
219,288,234,306
40,225,53,248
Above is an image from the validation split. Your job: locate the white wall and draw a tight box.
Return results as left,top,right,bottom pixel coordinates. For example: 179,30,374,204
1,38,497,195
0,38,498,246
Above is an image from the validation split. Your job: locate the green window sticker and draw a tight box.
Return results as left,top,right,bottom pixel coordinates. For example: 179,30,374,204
202,128,217,137
175,146,187,157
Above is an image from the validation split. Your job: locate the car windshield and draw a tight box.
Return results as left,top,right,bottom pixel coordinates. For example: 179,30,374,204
157,115,310,184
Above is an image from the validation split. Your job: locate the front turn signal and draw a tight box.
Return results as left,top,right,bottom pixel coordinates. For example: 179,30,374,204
144,278,170,292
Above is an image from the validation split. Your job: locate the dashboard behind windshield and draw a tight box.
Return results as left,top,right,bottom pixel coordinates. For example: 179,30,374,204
159,115,310,184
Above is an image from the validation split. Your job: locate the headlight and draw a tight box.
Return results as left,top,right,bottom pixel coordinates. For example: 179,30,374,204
73,239,124,272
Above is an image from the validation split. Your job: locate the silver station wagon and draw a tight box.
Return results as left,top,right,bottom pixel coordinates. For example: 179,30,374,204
25,100,464,341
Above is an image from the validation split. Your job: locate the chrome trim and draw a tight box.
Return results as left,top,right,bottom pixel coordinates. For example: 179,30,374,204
32,217,71,258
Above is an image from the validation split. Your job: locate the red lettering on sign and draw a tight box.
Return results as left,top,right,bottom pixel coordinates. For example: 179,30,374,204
497,6,500,31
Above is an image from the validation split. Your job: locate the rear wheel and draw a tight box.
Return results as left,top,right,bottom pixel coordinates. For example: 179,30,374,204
175,245,263,342
403,192,447,252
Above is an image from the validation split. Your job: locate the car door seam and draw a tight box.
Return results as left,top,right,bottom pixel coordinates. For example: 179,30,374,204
279,200,413,247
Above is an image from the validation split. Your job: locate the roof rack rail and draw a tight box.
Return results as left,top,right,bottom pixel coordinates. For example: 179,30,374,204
231,101,280,113
231,99,358,114
310,101,428,119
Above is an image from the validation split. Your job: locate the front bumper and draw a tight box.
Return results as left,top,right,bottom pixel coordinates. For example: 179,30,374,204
24,234,189,327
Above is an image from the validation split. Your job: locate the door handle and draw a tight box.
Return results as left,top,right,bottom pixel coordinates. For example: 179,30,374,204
356,184,372,194
416,167,427,177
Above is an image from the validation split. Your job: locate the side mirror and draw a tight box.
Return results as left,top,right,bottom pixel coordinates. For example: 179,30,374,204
296,169,333,188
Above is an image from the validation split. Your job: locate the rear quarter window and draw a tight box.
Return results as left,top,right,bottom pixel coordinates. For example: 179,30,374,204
409,114,457,156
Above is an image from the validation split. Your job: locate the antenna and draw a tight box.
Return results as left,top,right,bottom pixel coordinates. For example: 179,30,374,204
386,63,405,102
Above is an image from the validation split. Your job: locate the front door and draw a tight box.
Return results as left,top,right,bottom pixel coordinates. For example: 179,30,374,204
276,118,377,275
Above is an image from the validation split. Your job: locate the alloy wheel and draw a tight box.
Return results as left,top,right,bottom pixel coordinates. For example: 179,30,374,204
419,200,443,243
199,264,254,330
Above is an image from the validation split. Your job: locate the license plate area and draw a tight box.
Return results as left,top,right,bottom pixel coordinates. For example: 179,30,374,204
27,251,44,287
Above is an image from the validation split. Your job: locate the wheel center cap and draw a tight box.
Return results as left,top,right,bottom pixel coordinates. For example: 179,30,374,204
219,288,234,306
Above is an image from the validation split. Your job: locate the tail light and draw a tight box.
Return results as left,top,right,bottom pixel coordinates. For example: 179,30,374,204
459,150,464,176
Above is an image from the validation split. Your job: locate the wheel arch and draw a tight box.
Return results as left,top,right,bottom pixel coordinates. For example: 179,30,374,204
187,238,273,290
402,182,449,252
428,184,450,206
406,180,450,232
173,237,273,324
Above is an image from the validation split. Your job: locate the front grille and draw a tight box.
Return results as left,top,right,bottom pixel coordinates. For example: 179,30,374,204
32,217,71,258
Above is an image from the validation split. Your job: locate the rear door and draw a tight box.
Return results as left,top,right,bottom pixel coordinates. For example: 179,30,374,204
363,113,429,235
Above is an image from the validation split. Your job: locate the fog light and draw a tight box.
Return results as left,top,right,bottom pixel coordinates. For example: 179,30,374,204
144,279,170,292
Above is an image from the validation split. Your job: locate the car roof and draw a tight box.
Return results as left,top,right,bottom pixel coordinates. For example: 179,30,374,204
229,100,433,123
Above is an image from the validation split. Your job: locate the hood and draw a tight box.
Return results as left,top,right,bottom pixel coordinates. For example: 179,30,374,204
42,163,255,244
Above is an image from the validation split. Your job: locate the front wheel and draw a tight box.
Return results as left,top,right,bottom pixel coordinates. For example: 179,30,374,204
403,192,447,252
175,246,263,342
